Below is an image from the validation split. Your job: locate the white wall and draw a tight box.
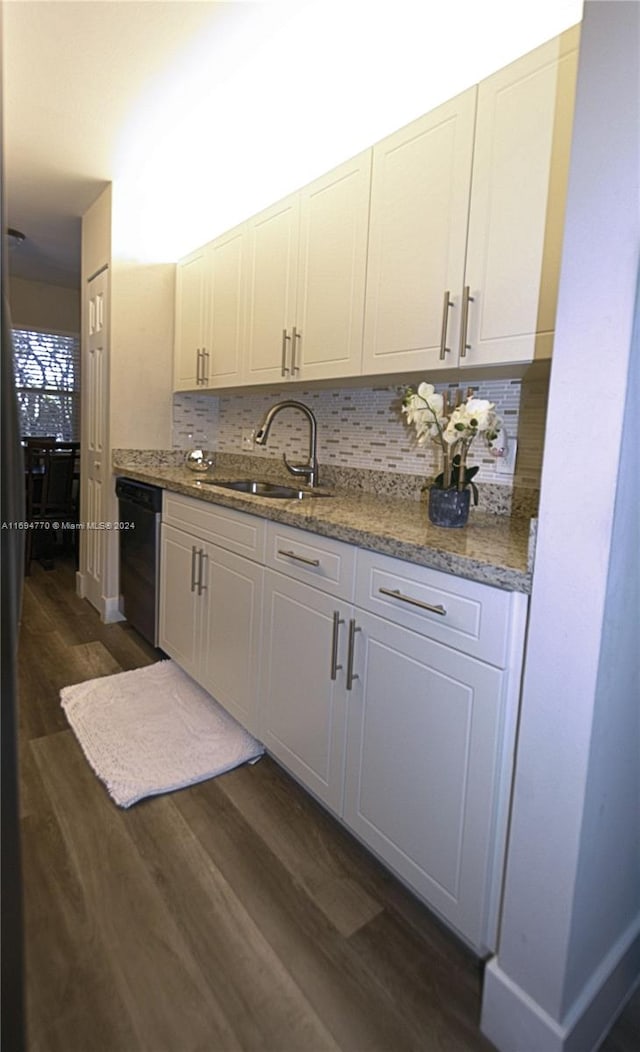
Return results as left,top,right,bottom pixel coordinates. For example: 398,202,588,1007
109,257,174,449
110,0,583,266
481,3,640,1049
81,185,111,284
8,276,79,333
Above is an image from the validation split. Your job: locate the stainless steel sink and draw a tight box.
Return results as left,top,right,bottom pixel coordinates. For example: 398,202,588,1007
200,479,333,499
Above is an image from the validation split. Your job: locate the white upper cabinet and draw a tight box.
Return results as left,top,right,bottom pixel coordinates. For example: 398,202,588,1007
362,27,579,376
460,26,579,369
244,150,372,385
362,89,476,375
295,154,371,380
174,225,246,391
207,223,246,388
243,194,300,386
174,27,579,388
174,246,207,390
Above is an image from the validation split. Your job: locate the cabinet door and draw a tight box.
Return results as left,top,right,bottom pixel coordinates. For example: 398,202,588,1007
261,570,348,813
158,523,201,678
199,544,263,736
461,27,579,368
244,194,299,385
344,607,504,952
295,151,371,380
174,247,207,390
207,224,246,388
362,89,476,375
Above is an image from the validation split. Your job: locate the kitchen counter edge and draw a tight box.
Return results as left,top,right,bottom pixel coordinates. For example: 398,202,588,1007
113,463,533,594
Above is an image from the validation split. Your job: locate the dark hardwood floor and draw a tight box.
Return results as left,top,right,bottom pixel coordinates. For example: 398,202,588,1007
16,558,640,1052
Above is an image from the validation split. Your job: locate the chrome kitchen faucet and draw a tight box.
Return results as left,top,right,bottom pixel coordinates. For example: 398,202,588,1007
254,400,319,488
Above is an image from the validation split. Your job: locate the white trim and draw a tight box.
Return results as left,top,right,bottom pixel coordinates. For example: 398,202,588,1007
102,595,125,624
75,570,87,599
481,915,640,1052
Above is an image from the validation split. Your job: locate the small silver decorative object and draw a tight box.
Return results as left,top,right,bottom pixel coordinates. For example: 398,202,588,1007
184,448,213,473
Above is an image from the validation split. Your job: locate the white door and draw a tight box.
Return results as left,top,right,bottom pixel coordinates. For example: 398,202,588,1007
199,545,263,736
243,194,299,385
362,89,476,375
261,570,348,813
80,267,109,612
461,27,579,368
295,151,371,380
344,607,504,952
175,247,207,389
208,224,246,388
158,524,202,679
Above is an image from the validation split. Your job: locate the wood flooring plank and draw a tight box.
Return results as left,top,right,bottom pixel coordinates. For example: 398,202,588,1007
21,805,140,1052
218,757,483,973
175,776,441,1052
217,760,383,939
30,730,245,1052
91,621,161,672
225,762,486,979
125,794,341,1051
19,579,58,638
18,739,48,820
347,910,492,1052
18,633,122,741
17,555,640,1052
18,638,69,741
23,558,161,666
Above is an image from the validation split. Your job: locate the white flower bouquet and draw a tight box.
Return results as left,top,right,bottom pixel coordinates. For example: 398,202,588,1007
402,382,501,503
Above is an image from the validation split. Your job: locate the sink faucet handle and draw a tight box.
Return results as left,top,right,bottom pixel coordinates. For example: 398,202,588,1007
283,454,309,478
283,452,318,488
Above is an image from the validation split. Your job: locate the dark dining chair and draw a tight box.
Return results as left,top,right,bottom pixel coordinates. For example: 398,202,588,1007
24,442,78,574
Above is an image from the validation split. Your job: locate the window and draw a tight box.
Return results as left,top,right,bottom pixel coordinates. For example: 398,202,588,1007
12,329,80,441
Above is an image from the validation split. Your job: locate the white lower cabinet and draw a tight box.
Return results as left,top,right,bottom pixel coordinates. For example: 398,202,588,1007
342,607,506,952
258,525,526,952
160,500,528,953
260,570,348,813
198,543,263,735
158,521,201,679
159,498,264,736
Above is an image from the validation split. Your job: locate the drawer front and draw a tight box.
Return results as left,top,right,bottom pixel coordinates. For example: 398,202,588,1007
265,521,356,601
355,548,515,667
162,491,265,562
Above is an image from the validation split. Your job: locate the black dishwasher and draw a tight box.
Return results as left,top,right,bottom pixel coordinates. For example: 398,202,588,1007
115,477,162,647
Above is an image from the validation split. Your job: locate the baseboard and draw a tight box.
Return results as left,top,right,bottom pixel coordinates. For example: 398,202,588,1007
481,915,640,1052
102,595,125,624
74,575,124,624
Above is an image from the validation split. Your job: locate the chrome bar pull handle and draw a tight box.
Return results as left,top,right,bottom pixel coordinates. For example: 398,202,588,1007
346,619,361,691
202,348,209,385
277,548,320,567
197,550,208,596
291,326,301,374
195,348,201,385
439,290,453,360
190,545,198,592
459,286,474,359
330,611,344,680
378,586,446,616
281,329,291,376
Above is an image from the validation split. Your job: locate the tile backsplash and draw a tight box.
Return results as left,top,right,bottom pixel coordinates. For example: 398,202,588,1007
173,374,549,492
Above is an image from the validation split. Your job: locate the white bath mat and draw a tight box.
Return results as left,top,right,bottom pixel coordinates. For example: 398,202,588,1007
61,660,264,808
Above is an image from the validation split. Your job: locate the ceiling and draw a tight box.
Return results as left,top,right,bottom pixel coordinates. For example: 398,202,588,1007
2,0,582,292
3,0,238,287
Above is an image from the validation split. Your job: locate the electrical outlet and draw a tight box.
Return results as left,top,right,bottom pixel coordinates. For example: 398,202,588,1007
241,428,255,451
496,438,518,475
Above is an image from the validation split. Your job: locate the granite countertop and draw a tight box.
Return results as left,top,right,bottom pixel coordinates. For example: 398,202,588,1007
113,455,535,593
